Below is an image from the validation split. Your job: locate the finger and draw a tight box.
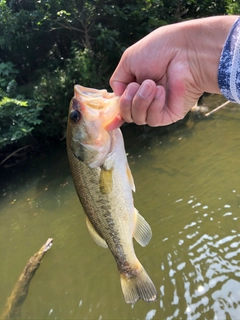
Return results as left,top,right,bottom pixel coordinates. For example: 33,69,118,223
119,82,140,123
131,80,157,125
146,86,168,126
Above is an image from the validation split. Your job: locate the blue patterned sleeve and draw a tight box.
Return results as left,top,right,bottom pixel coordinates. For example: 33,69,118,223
218,17,240,103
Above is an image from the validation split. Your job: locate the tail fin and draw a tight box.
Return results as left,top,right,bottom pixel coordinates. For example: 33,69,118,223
120,266,157,304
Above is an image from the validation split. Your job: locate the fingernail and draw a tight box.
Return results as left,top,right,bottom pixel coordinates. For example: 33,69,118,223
155,86,163,100
138,81,153,98
125,83,139,100
125,87,134,100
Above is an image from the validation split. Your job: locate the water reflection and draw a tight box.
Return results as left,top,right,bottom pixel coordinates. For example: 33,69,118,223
158,193,240,320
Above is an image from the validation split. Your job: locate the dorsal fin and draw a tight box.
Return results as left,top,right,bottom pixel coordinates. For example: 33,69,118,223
133,209,152,247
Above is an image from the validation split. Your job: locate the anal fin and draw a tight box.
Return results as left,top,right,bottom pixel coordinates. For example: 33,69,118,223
86,216,108,248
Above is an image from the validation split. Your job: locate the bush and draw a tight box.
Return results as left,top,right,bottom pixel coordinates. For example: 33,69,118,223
0,62,43,149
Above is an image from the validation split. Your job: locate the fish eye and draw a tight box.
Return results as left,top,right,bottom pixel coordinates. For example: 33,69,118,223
70,110,81,122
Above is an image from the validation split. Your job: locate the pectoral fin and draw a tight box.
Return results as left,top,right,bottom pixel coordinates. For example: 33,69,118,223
86,216,108,248
133,209,152,247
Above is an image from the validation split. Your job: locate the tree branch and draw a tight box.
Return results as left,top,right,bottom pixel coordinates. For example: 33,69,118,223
1,238,53,320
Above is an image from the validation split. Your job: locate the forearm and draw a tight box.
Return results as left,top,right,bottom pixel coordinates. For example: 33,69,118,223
183,15,239,94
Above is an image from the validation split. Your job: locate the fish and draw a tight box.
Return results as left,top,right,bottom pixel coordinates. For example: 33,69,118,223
66,85,157,304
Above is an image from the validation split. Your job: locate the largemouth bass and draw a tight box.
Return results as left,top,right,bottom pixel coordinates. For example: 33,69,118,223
66,85,157,303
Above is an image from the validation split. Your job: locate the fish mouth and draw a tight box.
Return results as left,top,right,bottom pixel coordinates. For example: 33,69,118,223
74,85,120,126
74,85,116,110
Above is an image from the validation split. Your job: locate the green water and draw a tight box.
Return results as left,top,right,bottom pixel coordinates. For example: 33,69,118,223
1,95,240,319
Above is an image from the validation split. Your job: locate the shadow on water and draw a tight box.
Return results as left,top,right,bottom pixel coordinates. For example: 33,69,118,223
1,94,240,319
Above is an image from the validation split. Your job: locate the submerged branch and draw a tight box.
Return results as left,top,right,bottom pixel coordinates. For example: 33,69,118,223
1,238,53,320
0,145,32,167
205,100,231,117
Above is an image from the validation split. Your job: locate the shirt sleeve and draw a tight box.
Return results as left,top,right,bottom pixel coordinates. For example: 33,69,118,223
218,17,240,103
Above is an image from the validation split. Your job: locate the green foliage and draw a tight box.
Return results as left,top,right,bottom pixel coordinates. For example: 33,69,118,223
0,97,43,148
227,0,240,14
0,62,18,88
0,62,43,148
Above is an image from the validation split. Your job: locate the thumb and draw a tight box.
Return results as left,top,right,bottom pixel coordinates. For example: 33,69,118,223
110,80,128,96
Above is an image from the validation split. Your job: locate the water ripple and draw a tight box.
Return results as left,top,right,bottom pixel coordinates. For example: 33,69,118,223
158,194,240,319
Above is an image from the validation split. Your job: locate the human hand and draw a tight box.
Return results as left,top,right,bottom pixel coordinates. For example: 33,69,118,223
109,16,237,128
